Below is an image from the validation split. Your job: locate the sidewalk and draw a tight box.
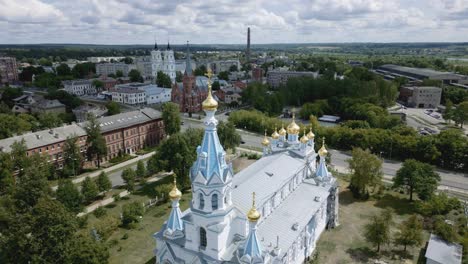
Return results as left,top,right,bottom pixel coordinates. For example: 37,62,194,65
52,151,156,191
77,172,172,217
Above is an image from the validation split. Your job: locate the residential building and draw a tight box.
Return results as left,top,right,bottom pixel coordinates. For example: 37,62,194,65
154,89,338,264
12,93,66,114
205,59,240,74
425,234,462,264
94,76,118,90
62,79,97,96
399,86,442,108
0,108,165,168
172,43,208,113
252,66,264,82
0,57,19,84
87,57,125,63
111,83,146,105
377,64,467,84
134,56,153,80
140,85,172,104
31,99,66,114
72,104,107,122
175,59,196,73
267,70,319,88
96,63,136,77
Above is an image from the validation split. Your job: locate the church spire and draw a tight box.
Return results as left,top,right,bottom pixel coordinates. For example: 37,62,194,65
316,138,329,178
154,40,158,50
164,176,184,239
185,41,192,76
241,192,263,263
167,41,171,50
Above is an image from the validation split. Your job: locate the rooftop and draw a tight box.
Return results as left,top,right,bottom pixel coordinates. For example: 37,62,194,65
425,234,463,264
379,64,464,79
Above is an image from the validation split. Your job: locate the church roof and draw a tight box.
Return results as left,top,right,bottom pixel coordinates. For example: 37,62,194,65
231,152,304,214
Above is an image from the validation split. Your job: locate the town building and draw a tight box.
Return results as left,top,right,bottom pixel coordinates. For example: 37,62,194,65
175,59,196,74
154,80,339,263
0,57,19,84
87,57,126,63
94,76,118,90
96,63,136,77
0,108,164,168
376,64,467,84
205,59,240,74
111,83,146,105
11,92,66,114
134,56,153,80
151,42,176,83
425,234,462,264
62,79,97,96
399,86,442,108
72,104,107,122
140,85,172,104
267,70,319,88
171,43,208,113
252,66,264,82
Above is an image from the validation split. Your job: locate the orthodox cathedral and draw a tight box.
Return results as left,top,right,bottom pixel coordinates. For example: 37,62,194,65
154,73,339,263
151,42,176,83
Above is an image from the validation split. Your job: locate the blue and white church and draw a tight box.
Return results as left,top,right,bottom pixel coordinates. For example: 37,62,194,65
153,71,339,263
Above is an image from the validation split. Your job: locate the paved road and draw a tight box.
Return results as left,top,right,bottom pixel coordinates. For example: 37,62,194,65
181,116,467,192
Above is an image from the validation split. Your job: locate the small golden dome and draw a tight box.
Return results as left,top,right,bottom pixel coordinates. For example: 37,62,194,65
271,128,279,139
318,138,328,156
287,113,300,135
261,131,270,146
169,177,182,200
247,192,261,222
278,125,287,136
202,69,218,111
300,131,309,144
307,127,315,139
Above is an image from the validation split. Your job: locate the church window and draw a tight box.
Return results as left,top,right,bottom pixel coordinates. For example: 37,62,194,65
200,227,207,249
199,193,205,210
211,194,218,210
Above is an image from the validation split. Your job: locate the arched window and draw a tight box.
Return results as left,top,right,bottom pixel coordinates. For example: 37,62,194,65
199,193,205,210
200,227,207,249
211,194,218,210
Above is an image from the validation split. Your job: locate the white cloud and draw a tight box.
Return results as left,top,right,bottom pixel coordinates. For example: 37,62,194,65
0,0,64,24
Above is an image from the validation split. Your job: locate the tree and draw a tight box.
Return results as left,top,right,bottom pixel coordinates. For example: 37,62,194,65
62,136,83,177
217,121,241,152
37,112,62,129
194,65,207,76
212,81,221,90
218,71,229,81
433,217,459,242
229,65,238,72
92,79,104,92
56,179,82,213
0,152,14,195
443,99,454,123
96,172,112,193
364,210,393,252
393,159,440,201
81,177,99,203
105,101,121,115
136,160,146,179
72,62,95,79
176,71,183,82
121,57,133,64
162,102,181,135
156,71,172,88
122,201,144,227
394,215,423,251
56,63,71,76
67,233,109,264
115,70,124,78
129,69,143,83
121,168,136,191
452,100,468,128
85,115,107,168
348,148,383,199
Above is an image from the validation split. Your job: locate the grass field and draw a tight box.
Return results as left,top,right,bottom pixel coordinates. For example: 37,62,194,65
315,178,429,264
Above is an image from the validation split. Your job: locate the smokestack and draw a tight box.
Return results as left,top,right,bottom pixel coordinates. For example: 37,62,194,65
246,27,251,64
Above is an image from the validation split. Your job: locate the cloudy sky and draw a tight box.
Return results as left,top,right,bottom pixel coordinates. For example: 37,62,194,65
0,0,467,44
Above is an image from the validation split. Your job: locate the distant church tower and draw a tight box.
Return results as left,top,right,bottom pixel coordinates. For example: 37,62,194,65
151,41,176,84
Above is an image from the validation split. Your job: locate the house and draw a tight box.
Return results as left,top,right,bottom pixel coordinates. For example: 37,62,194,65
425,234,462,264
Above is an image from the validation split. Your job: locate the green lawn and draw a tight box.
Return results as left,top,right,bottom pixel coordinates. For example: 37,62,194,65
83,178,192,264
315,178,430,264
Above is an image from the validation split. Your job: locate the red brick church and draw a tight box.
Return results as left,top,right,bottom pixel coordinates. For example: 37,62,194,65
171,42,207,113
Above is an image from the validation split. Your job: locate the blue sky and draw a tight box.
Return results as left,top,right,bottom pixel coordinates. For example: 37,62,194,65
0,0,467,44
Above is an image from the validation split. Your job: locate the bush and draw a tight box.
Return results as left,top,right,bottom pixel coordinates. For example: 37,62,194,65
93,207,107,218
112,193,121,202
154,184,172,202
95,216,120,240
416,193,461,216
122,202,145,227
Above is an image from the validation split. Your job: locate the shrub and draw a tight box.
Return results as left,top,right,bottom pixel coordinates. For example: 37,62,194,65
122,202,145,227
155,184,172,202
94,216,120,240
416,193,461,216
93,207,107,218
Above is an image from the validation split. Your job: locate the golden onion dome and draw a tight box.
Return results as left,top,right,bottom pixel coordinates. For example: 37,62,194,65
169,177,182,200
300,132,309,144
202,69,218,111
318,138,328,156
271,128,279,139
278,125,287,136
261,131,270,146
287,119,300,135
307,127,315,139
247,192,261,222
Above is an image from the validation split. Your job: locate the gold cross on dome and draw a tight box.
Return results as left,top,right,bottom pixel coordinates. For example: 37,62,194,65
205,68,213,85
